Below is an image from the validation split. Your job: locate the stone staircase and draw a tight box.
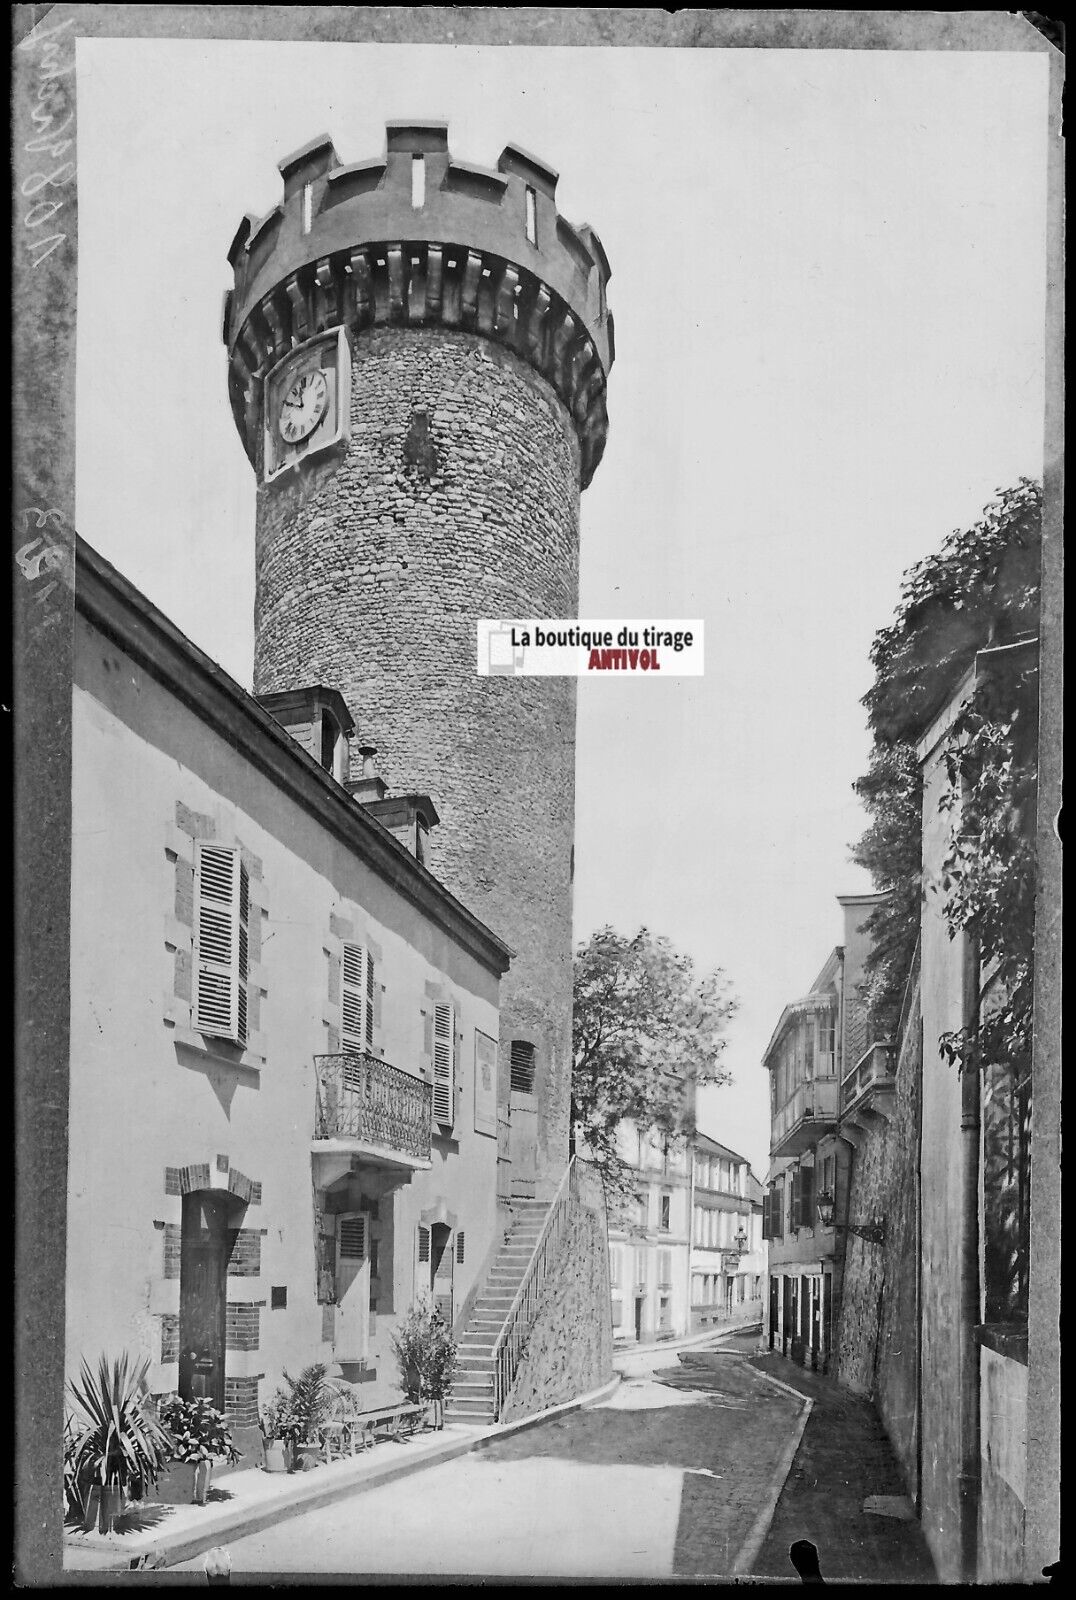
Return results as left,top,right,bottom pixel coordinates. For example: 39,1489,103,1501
444,1198,549,1425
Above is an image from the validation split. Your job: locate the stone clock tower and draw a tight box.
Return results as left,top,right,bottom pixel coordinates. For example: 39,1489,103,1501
223,123,613,1196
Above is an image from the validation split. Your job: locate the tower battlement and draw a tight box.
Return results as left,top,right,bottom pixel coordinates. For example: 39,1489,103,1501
224,123,614,487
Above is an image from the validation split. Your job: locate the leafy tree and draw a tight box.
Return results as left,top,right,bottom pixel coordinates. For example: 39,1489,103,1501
571,926,737,1197
852,479,1041,1057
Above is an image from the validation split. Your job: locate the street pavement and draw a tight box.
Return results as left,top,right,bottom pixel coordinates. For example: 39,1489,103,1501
170,1331,937,1582
172,1337,805,1579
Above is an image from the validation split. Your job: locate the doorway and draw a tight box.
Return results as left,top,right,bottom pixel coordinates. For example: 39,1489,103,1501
430,1222,454,1324
634,1295,644,1342
178,1191,231,1410
769,1275,778,1349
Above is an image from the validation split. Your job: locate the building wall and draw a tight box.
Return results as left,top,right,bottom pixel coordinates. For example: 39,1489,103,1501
499,1161,613,1420
835,981,921,1500
68,613,501,1420
608,1125,691,1342
917,713,972,1582
253,327,581,1197
978,1343,1028,1582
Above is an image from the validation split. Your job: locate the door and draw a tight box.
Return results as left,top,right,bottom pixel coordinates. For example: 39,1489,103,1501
335,1213,370,1361
634,1296,644,1342
507,1039,538,1197
769,1275,779,1348
810,1278,822,1370
179,1192,228,1410
431,1223,454,1324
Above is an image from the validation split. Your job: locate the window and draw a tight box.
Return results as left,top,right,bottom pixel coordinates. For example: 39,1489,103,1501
660,1193,671,1232
509,1039,536,1094
983,1057,1031,1324
411,155,425,208
525,184,537,244
609,1248,620,1288
338,1214,366,1261
799,1164,815,1230
658,1249,672,1287
819,1012,836,1059
301,182,313,235
193,843,249,1045
342,943,375,1056
271,1285,287,1310
432,1002,456,1127
635,1247,647,1285
637,1193,649,1229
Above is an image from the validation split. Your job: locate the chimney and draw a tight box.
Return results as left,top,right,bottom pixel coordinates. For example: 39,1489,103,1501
348,745,389,804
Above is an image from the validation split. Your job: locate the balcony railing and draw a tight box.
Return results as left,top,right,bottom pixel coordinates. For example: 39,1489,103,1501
314,1051,432,1162
771,1077,838,1156
841,1042,896,1112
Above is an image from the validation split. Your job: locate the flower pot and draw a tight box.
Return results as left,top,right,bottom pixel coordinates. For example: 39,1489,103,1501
146,1458,212,1505
294,1441,325,1471
84,1483,124,1534
263,1440,288,1473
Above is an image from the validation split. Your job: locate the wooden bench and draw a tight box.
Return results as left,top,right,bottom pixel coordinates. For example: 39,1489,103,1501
322,1402,425,1458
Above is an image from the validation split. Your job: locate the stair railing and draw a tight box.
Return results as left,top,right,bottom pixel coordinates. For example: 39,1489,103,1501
490,1156,576,1419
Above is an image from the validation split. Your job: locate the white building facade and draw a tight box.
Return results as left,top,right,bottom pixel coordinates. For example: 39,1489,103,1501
689,1134,765,1330
607,1124,692,1344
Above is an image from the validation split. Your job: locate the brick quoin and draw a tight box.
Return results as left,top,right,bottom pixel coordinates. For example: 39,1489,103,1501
225,1302,262,1352
227,1228,262,1277
224,1375,261,1429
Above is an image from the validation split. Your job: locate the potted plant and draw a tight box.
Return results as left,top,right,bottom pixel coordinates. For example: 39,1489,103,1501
270,1364,346,1470
67,1353,173,1533
146,1395,240,1505
259,1395,291,1474
391,1301,460,1430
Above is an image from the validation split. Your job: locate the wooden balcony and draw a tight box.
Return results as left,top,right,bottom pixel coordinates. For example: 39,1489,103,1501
312,1051,432,1182
840,1042,896,1134
771,1077,838,1158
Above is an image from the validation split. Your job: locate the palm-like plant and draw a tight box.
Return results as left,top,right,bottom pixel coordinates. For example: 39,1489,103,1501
275,1363,346,1444
68,1353,173,1496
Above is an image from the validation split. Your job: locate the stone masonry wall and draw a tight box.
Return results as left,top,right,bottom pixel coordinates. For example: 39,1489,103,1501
499,1164,614,1422
254,327,582,1194
835,980,921,1498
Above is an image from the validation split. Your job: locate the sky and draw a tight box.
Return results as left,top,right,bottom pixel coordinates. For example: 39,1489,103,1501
74,38,1049,1179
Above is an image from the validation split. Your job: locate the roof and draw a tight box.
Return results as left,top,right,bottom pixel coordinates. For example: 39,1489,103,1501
693,1130,748,1165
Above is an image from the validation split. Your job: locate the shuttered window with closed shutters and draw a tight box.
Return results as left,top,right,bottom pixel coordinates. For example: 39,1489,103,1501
341,943,375,1054
432,1003,456,1127
338,1215,366,1261
193,842,249,1045
509,1040,536,1094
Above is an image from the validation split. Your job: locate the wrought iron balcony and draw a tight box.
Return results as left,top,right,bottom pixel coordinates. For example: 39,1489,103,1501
840,1041,897,1129
313,1051,432,1169
771,1076,838,1158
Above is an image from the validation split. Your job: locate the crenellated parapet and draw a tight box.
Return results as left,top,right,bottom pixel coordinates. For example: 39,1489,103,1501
223,123,614,488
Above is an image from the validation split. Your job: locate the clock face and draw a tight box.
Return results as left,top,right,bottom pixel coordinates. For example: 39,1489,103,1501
278,369,329,444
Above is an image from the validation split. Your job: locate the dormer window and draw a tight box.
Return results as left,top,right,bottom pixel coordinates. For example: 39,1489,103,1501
256,685,354,785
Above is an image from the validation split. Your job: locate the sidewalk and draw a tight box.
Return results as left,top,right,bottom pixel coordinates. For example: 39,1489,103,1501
63,1372,620,1574
744,1353,937,1584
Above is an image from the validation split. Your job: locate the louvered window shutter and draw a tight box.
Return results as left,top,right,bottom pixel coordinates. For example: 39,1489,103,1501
341,943,369,1052
432,1002,455,1126
338,1214,366,1261
194,843,249,1045
762,1192,771,1240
